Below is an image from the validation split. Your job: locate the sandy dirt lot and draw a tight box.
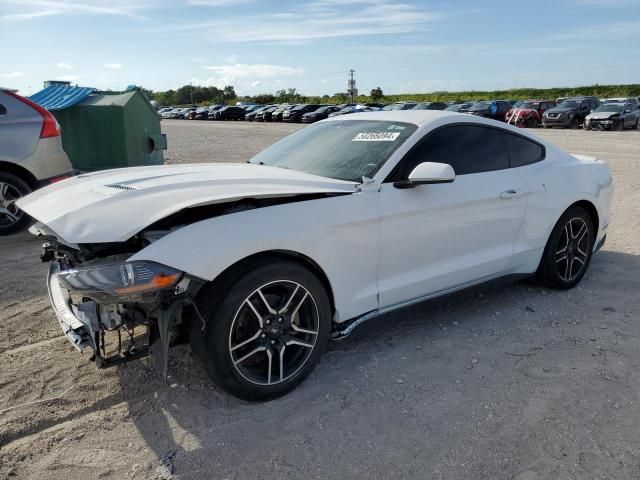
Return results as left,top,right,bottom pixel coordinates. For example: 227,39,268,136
0,120,639,480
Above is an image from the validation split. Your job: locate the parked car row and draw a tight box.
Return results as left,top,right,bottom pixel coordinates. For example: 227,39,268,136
159,96,640,130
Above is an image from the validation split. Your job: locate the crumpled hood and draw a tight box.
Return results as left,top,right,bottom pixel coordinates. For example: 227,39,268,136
17,163,357,244
586,111,619,120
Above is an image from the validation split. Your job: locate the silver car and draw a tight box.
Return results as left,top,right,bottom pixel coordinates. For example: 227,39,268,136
0,88,73,234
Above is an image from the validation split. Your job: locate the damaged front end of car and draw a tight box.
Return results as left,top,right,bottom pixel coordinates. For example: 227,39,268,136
42,234,205,378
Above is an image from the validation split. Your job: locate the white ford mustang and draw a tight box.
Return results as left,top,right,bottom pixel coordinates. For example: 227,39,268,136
18,111,613,400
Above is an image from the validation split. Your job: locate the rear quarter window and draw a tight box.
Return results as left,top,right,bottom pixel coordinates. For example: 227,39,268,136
508,134,545,167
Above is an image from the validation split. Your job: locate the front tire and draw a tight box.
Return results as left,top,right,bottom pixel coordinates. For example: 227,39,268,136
537,206,594,289
192,259,331,401
0,172,32,235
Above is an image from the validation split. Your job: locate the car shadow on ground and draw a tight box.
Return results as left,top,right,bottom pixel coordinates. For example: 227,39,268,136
119,249,640,478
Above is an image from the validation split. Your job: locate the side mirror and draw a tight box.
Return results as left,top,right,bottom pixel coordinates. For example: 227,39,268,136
394,162,456,189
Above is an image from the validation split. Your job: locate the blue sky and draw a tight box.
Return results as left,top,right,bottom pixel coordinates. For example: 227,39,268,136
1,0,639,96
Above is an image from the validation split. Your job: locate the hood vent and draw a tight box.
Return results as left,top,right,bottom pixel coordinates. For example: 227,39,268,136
105,183,138,191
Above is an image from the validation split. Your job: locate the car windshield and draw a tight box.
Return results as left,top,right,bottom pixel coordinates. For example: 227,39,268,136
519,102,538,109
469,101,490,111
314,106,332,113
248,120,417,182
292,105,308,111
595,104,624,113
338,107,353,113
557,100,580,108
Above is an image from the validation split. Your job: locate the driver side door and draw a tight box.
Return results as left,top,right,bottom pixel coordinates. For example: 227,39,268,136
377,124,528,308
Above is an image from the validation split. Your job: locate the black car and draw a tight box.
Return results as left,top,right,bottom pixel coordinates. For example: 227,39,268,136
381,102,417,111
207,105,224,119
444,102,473,112
542,96,599,129
193,107,210,120
215,106,247,121
412,101,448,111
283,104,322,123
245,105,273,122
466,100,512,121
272,105,295,122
301,105,341,123
255,106,278,122
584,103,640,131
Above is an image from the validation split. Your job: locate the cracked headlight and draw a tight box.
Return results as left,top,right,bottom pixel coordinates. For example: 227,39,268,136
57,260,183,300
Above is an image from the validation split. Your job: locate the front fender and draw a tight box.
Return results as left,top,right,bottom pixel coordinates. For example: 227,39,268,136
129,193,380,322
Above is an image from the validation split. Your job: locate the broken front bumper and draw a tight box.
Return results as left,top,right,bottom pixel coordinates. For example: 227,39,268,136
46,261,201,374
47,262,94,351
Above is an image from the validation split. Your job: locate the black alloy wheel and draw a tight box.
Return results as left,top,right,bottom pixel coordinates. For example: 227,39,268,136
192,259,331,401
537,206,594,289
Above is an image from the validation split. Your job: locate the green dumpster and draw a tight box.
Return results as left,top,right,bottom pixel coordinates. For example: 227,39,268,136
51,89,166,171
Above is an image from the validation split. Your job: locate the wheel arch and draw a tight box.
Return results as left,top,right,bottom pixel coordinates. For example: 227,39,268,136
571,199,599,239
544,199,599,251
0,161,39,189
207,249,337,319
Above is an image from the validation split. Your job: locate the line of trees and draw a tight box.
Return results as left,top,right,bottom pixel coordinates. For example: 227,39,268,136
144,83,640,106
143,85,237,106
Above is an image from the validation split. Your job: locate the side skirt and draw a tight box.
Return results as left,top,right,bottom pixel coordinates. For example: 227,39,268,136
331,273,532,339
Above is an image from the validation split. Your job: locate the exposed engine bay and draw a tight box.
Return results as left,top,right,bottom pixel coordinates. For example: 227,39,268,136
37,193,347,378
43,234,203,378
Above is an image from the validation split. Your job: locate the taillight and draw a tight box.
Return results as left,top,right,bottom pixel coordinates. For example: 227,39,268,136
5,90,61,138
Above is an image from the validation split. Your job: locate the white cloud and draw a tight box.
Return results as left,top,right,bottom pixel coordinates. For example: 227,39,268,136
57,62,72,69
566,0,638,5
0,71,24,78
160,1,440,44
548,20,640,40
251,80,261,87
0,0,151,22
203,63,304,85
54,74,81,82
104,63,123,69
225,54,239,63
187,0,254,5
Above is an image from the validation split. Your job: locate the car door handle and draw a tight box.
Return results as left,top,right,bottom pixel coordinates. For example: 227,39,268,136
500,189,524,199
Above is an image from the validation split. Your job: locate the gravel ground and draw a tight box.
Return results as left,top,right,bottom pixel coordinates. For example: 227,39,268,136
0,120,639,480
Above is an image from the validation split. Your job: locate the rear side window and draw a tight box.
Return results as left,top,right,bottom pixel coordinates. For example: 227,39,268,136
508,135,545,167
401,125,510,177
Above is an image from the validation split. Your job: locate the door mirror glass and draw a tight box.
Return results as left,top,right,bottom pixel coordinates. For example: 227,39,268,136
394,162,455,189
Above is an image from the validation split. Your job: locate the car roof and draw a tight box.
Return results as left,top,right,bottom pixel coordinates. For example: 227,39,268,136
321,110,549,141
323,109,468,126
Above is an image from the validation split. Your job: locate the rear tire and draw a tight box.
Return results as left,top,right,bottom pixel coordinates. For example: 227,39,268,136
191,258,331,401
537,206,594,290
0,172,33,235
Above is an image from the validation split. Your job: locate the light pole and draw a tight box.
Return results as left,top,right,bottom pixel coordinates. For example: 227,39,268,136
348,69,356,104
